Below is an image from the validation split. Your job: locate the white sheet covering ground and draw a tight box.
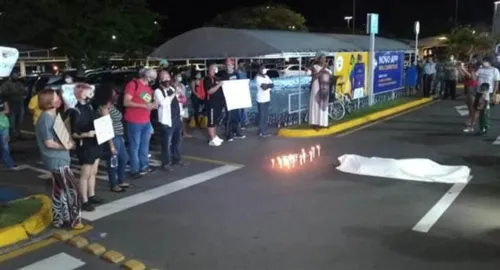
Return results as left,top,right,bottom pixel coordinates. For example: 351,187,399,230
336,154,470,184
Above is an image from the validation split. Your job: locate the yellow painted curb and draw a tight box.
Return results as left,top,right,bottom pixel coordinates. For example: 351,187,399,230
0,225,29,248
0,194,52,248
21,195,52,236
278,98,433,138
123,259,146,270
102,250,125,264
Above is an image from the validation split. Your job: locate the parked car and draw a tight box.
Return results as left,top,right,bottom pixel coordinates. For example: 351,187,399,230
277,64,311,77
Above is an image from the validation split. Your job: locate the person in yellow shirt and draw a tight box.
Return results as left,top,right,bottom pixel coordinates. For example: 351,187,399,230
28,94,42,125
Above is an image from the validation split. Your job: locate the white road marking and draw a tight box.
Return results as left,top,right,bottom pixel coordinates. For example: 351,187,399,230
492,135,500,145
20,130,36,136
336,100,438,138
17,252,85,270
83,164,244,221
454,105,469,116
412,176,472,233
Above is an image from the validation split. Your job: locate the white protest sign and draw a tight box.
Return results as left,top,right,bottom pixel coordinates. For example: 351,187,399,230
61,84,95,109
222,79,252,111
0,47,19,77
93,114,115,145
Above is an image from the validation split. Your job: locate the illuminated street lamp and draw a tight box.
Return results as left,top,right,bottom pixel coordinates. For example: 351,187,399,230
111,35,116,40
344,16,353,28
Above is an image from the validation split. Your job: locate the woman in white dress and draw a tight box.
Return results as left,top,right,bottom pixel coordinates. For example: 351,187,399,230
309,52,332,129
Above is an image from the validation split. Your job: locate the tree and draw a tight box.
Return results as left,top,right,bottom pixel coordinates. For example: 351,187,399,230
0,0,160,67
209,4,307,31
444,26,499,59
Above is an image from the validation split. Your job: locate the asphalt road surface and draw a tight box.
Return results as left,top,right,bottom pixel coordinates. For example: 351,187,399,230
3,99,500,270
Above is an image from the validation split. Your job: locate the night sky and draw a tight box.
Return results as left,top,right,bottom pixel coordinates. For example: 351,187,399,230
150,0,495,39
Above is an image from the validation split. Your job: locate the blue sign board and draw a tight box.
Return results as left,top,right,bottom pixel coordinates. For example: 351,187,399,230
373,51,404,94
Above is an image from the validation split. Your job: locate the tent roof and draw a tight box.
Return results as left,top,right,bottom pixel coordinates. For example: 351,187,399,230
150,27,412,60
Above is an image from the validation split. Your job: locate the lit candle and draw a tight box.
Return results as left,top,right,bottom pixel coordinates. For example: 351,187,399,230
283,155,289,169
277,157,283,168
309,150,313,162
310,146,315,159
301,149,306,164
299,154,304,165
316,145,321,156
271,158,275,168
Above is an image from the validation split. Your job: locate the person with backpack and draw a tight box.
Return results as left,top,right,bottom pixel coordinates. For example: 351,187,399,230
204,64,225,146
154,70,188,171
123,68,158,178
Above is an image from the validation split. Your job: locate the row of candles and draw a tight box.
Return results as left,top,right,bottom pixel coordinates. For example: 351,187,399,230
271,145,321,169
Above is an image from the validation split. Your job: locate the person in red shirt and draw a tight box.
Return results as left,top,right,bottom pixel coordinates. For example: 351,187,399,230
123,68,157,178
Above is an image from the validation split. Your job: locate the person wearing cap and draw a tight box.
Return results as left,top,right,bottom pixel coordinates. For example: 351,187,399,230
123,68,158,178
221,58,246,141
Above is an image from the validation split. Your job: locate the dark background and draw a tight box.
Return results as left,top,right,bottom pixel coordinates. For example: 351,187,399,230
150,0,494,39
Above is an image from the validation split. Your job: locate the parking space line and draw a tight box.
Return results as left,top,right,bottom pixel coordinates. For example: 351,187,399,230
16,252,85,270
83,164,244,221
412,176,472,233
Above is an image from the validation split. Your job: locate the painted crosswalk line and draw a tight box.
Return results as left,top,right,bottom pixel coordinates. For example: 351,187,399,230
17,252,85,270
454,105,468,116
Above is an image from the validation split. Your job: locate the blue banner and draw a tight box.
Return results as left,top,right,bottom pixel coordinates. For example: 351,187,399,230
374,51,404,94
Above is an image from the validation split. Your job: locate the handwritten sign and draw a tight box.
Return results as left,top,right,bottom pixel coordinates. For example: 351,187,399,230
93,114,114,145
0,46,19,77
53,114,73,150
61,84,95,109
222,79,252,111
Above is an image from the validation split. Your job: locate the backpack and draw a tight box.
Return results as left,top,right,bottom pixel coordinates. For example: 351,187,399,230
196,76,215,101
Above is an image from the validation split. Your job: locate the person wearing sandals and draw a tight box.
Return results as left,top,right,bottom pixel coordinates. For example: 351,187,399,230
35,89,82,229
93,84,131,193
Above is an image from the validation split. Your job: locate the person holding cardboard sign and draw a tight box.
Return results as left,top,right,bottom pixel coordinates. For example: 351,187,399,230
35,89,82,229
67,83,104,212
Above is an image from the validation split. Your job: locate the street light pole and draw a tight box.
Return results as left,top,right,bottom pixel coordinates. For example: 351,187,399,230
455,0,459,27
344,16,353,29
352,0,356,34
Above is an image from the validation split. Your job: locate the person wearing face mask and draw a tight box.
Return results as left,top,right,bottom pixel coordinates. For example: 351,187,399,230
35,88,83,229
222,58,246,141
255,64,274,137
123,68,157,178
0,72,26,139
67,83,104,211
205,64,225,146
93,83,130,193
442,54,459,100
155,71,188,171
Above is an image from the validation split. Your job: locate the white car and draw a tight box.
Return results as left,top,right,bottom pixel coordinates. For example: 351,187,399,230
277,64,311,77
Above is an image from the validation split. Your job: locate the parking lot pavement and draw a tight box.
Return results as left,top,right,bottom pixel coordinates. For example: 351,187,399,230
4,99,500,269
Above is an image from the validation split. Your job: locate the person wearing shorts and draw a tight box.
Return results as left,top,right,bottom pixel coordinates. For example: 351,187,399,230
204,64,224,147
68,83,104,211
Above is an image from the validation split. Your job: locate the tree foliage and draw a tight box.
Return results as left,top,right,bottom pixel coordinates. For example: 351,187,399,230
209,4,307,31
0,0,160,65
444,26,499,58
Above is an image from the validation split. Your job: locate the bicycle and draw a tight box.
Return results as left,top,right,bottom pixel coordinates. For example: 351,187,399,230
328,91,354,120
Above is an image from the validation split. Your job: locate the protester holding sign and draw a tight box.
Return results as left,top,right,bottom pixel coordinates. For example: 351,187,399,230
35,89,82,229
67,83,104,212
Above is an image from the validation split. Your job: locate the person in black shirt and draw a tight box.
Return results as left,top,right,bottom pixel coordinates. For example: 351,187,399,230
222,58,246,141
68,83,104,212
204,64,224,147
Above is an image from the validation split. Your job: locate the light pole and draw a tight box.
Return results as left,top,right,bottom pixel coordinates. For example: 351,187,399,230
344,16,353,29
352,0,356,33
494,1,500,35
454,0,459,27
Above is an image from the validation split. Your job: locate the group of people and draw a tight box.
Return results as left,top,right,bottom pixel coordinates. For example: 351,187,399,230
421,54,500,135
